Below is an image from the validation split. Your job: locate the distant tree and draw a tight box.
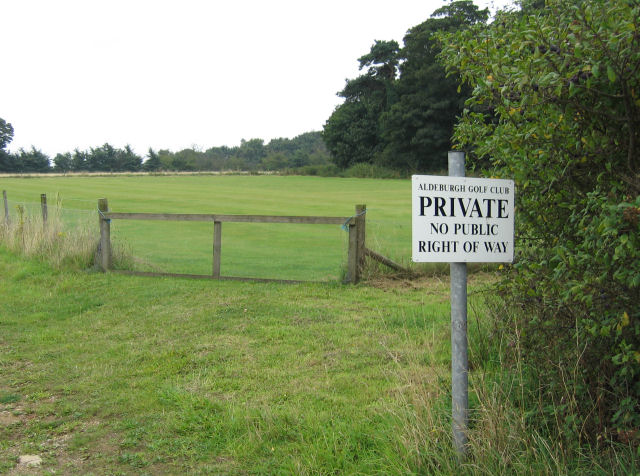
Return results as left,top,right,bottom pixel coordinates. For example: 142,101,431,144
71,149,89,171
170,149,198,171
226,156,248,171
153,150,175,170
16,147,51,172
205,145,235,160
40,131,331,175
266,137,296,156
265,132,330,169
0,117,16,172
143,147,162,171
88,143,118,171
0,154,19,172
200,145,237,171
238,138,266,165
261,153,288,171
53,152,72,173
307,151,331,166
116,145,142,171
0,117,13,151
79,143,141,172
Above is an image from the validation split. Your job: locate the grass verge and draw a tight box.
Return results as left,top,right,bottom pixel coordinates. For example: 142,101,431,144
1,249,637,474
0,247,453,474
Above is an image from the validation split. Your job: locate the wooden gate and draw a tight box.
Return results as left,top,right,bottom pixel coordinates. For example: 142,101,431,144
98,199,368,283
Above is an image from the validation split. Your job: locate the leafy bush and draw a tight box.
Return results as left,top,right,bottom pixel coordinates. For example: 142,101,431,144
497,194,640,441
439,0,640,444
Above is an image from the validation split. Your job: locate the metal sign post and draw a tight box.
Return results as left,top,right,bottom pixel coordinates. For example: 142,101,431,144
411,151,515,459
448,151,468,457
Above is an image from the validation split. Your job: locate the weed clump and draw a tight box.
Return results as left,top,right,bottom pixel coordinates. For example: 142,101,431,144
383,293,639,475
0,199,130,270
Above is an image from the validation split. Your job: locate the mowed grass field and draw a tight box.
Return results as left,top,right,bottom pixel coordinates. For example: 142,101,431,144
0,175,413,280
0,175,488,474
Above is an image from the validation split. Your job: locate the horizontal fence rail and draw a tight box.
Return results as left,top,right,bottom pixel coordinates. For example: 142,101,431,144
98,199,367,284
103,212,352,226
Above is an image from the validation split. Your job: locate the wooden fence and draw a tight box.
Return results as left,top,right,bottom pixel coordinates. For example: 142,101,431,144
1,191,406,283
97,199,375,284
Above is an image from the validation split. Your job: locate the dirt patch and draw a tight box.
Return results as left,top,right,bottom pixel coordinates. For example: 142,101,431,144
366,274,448,291
366,271,496,292
0,411,21,426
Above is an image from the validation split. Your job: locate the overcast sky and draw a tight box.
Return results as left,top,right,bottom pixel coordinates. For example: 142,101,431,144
2,0,512,158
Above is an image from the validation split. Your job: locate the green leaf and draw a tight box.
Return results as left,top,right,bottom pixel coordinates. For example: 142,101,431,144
607,65,617,83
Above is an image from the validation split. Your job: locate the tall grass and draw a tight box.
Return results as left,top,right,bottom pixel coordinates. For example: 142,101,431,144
382,290,640,475
0,197,129,270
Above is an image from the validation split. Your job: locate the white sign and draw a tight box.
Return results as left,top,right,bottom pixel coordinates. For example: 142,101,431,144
412,175,515,263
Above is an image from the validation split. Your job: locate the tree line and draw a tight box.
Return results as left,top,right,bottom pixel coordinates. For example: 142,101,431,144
0,124,332,174
1,1,489,177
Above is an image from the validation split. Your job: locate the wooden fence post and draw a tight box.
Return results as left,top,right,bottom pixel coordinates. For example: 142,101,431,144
345,204,366,284
2,190,8,225
347,223,358,283
213,221,222,277
355,204,366,279
41,194,48,228
98,198,112,271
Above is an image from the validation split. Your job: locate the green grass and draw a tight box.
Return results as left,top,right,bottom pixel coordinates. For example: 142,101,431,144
0,247,454,474
0,175,412,280
2,175,634,474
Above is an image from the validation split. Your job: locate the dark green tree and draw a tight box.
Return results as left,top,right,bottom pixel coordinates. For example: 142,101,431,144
71,149,88,171
323,40,400,168
266,132,331,169
16,147,50,172
0,117,16,172
261,153,288,171
88,143,117,171
379,1,488,172
156,149,174,170
238,138,266,166
172,148,199,171
53,152,72,173
0,117,13,151
143,147,162,171
115,145,142,171
323,100,381,168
